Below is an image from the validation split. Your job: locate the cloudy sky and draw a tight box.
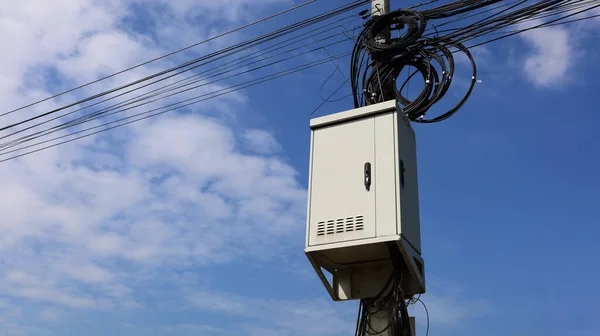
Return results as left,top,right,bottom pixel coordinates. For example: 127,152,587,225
0,0,599,335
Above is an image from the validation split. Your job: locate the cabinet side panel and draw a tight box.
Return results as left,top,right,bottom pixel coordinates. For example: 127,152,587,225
374,112,398,237
306,131,315,248
308,118,377,246
397,116,422,253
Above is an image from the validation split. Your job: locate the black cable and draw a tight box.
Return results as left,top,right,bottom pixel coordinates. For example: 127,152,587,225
0,0,321,117
353,243,413,336
466,2,600,49
6,0,600,158
0,34,356,151
348,1,600,332
0,1,370,161
350,0,600,123
318,47,350,103
417,298,430,336
0,52,351,162
0,0,368,132
311,77,351,115
408,0,441,10
0,17,361,149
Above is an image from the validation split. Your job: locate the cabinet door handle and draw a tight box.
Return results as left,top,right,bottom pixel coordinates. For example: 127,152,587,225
400,160,405,188
364,162,371,191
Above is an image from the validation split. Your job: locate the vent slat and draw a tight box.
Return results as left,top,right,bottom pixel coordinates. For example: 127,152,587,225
316,215,365,236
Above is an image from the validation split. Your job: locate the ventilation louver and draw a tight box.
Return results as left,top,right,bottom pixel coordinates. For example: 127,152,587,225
316,216,364,236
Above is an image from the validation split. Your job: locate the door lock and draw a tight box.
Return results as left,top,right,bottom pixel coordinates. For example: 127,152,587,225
364,162,371,191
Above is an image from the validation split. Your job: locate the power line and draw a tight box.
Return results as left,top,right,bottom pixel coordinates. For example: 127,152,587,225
350,0,600,123
0,1,367,161
0,0,320,117
0,37,354,152
0,0,368,133
5,0,600,162
417,298,430,336
311,77,351,115
466,2,600,49
0,18,361,150
0,52,351,163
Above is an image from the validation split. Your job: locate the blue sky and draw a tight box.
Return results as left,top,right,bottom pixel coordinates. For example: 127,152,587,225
0,0,599,335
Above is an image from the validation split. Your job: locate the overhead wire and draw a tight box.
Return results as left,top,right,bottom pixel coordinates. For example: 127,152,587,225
0,44,351,154
318,46,350,104
0,51,351,163
417,298,430,336
0,1,367,159
465,2,600,48
3,2,600,334
0,38,353,151
4,0,600,159
350,0,600,123
0,0,368,132
0,23,361,151
0,0,321,117
350,2,600,334
0,14,360,140
311,77,351,115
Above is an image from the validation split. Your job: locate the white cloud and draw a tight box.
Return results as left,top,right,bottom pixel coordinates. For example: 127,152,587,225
5,271,43,286
518,10,600,88
243,129,283,154
520,22,572,87
188,291,248,314
19,287,97,309
407,281,491,332
411,293,490,327
0,0,305,317
161,323,224,334
88,233,125,256
59,264,113,284
187,290,354,336
0,299,11,309
0,1,492,335
40,307,62,322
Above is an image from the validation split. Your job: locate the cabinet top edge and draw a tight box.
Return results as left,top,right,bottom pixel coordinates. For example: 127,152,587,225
310,100,397,129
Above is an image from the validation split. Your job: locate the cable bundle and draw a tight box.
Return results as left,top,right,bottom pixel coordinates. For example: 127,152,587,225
351,10,476,123
0,0,369,162
355,244,412,336
2,0,600,160
352,0,600,123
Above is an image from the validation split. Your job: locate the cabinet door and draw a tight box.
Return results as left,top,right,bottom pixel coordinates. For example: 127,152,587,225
396,117,421,253
309,117,376,246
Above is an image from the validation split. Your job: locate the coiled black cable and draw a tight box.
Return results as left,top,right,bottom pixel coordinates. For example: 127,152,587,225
351,0,600,123
352,7,478,123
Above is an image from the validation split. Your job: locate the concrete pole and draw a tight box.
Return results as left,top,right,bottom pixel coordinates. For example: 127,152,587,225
372,0,390,44
365,302,416,336
366,2,417,334
372,0,390,17
365,301,394,336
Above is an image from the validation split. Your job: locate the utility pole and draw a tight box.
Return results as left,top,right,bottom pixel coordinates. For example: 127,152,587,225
359,3,413,335
305,1,423,335
372,0,390,43
371,0,390,17
366,2,416,336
